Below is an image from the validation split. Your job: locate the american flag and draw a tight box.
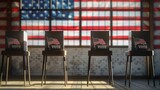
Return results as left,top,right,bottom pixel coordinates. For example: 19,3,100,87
92,37,106,47
47,37,60,46
0,0,157,48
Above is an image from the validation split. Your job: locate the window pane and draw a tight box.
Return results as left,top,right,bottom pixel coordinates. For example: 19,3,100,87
21,20,49,46
81,0,110,46
51,0,80,46
51,0,74,9
112,0,141,46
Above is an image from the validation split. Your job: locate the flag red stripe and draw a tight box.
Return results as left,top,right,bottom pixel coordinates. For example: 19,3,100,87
0,17,7,20
11,26,19,30
28,36,80,40
0,45,5,48
21,26,145,30
12,17,19,21
154,45,160,48
0,1,7,3
112,36,128,40
0,8,6,11
27,36,129,40
0,36,5,39
154,36,160,39
21,26,50,30
154,8,160,11
154,0,160,2
12,7,19,12
0,26,7,30
155,26,160,30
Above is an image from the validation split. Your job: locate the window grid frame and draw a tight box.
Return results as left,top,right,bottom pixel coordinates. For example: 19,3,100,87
20,0,145,47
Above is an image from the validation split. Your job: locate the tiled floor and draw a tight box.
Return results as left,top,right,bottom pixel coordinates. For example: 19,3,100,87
0,76,160,90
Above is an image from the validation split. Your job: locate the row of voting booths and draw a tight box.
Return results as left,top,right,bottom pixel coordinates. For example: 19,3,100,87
0,30,155,87
3,31,151,52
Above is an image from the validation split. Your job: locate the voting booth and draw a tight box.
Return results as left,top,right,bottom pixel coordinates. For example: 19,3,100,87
128,31,150,51
5,31,28,51
91,31,109,50
45,31,63,51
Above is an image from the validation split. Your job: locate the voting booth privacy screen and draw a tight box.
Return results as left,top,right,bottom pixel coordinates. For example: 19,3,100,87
5,31,28,51
45,31,64,51
91,31,109,50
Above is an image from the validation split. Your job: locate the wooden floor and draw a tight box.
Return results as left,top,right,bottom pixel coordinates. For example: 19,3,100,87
0,76,160,90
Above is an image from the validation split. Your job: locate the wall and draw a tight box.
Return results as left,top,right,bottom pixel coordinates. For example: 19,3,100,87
0,48,160,76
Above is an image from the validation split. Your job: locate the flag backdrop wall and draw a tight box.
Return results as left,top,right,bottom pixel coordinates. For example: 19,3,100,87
0,0,20,48
0,0,158,48
154,0,160,48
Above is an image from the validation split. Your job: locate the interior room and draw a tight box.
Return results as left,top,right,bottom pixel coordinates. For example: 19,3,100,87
0,0,160,90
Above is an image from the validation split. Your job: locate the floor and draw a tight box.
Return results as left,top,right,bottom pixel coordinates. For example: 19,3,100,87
0,76,160,90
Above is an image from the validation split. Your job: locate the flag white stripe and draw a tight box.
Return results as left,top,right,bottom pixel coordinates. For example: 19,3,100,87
0,39,5,44
12,2,19,8
81,2,110,8
112,21,140,26
154,12,160,17
81,2,140,8
143,21,149,26
113,11,140,17
12,13,19,17
112,31,129,36
112,2,140,8
0,21,7,26
82,31,130,36
27,31,45,36
154,40,160,45
21,20,49,26
143,2,149,8
26,31,79,36
82,11,141,17
154,2,160,8
82,21,140,26
82,11,110,16
0,12,6,17
64,40,79,45
81,40,129,46
64,31,79,36
28,40,80,46
113,40,128,45
22,20,140,26
12,21,19,26
74,2,80,8
82,21,110,26
0,30,5,36
52,20,79,26
155,21,160,26
154,30,160,36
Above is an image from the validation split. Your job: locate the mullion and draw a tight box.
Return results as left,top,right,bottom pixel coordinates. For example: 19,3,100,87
110,0,113,46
